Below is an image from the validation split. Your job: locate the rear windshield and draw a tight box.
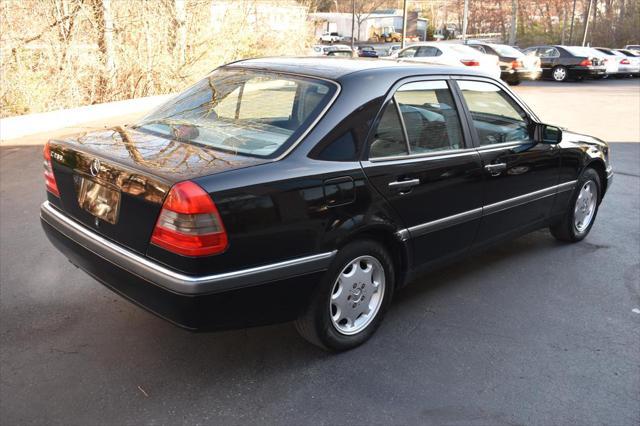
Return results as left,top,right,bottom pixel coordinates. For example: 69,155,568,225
490,44,523,57
563,46,595,57
135,69,338,158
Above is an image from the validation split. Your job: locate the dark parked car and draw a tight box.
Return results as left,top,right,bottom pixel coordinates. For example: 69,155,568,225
358,45,378,58
467,41,541,85
522,45,606,81
41,58,613,351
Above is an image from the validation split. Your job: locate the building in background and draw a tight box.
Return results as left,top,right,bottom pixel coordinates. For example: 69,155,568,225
309,10,428,42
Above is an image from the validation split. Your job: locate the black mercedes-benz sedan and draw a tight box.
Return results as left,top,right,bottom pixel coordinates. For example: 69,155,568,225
41,58,613,351
522,45,606,81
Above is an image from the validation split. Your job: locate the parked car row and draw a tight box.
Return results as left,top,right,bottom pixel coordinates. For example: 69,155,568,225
310,40,639,84
521,45,640,81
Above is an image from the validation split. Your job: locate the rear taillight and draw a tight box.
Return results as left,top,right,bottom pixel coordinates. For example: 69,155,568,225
151,181,228,257
579,58,592,66
620,58,630,64
43,142,60,197
460,59,480,66
511,59,523,70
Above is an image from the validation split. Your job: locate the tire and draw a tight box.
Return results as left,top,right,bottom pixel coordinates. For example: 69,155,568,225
552,65,568,82
550,168,601,242
506,78,521,86
295,239,395,352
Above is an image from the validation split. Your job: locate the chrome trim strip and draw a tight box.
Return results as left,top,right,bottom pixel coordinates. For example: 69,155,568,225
406,208,483,238
395,180,578,239
369,148,478,163
41,202,336,295
475,141,530,153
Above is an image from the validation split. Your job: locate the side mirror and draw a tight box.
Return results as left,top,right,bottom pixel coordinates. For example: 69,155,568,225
535,123,562,144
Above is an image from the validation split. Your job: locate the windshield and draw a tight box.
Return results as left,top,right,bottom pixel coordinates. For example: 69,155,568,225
490,44,523,57
135,69,337,158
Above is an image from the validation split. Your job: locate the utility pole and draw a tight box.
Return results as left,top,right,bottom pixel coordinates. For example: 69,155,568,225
462,0,469,40
508,0,517,46
582,0,594,46
351,0,355,52
568,0,577,44
401,0,408,48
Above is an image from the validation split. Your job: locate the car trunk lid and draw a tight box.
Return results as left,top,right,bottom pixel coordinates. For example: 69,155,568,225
47,127,267,254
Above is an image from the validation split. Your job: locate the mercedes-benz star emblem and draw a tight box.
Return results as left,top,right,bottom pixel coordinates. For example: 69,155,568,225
89,159,101,177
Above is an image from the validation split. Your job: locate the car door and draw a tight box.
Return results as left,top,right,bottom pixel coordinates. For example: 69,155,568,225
360,78,484,266
453,78,560,245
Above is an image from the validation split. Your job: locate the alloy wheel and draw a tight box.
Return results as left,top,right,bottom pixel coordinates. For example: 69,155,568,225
329,255,385,336
574,181,597,232
553,67,567,81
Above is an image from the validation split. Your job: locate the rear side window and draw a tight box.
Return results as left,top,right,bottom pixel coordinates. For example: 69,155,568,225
457,80,531,146
398,47,417,58
136,70,337,158
369,100,408,158
369,80,465,159
394,81,464,153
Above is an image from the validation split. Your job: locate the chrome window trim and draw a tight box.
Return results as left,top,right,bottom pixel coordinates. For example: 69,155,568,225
368,147,478,164
41,201,336,295
475,141,534,152
395,180,577,240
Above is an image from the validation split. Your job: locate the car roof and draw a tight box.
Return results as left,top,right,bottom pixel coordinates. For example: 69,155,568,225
224,57,489,81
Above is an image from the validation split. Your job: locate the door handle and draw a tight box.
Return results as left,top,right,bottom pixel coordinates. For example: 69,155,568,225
388,178,420,191
484,163,507,176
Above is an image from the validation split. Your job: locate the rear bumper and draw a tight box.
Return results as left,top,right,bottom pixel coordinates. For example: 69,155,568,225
573,66,606,78
501,68,541,81
41,201,332,330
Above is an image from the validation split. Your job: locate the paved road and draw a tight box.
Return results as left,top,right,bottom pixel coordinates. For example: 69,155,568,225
514,79,640,143
1,84,639,425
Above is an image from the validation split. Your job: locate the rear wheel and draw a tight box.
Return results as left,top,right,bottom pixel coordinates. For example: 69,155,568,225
295,240,394,351
552,65,568,82
550,168,601,242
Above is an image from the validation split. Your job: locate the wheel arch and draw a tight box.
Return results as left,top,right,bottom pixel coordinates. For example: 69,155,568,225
336,225,411,290
584,159,607,199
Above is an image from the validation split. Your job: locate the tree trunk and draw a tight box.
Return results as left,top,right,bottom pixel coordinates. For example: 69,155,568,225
91,0,116,102
508,0,517,45
174,0,187,66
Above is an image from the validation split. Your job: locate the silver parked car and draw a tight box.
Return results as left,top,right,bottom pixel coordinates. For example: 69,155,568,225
614,49,640,77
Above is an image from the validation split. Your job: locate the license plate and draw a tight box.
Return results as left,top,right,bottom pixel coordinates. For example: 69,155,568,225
74,176,121,224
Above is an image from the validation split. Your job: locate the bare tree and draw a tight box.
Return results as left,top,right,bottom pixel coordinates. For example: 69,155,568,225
90,0,116,101
173,0,187,65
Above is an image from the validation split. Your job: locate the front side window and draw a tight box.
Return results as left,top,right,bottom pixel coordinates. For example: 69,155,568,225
394,81,464,153
457,80,531,146
136,69,337,158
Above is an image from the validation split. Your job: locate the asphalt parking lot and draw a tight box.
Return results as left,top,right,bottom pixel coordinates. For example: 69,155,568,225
1,79,639,425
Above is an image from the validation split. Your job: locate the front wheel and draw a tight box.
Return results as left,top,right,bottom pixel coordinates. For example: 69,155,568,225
552,65,569,82
295,240,394,351
550,168,601,242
